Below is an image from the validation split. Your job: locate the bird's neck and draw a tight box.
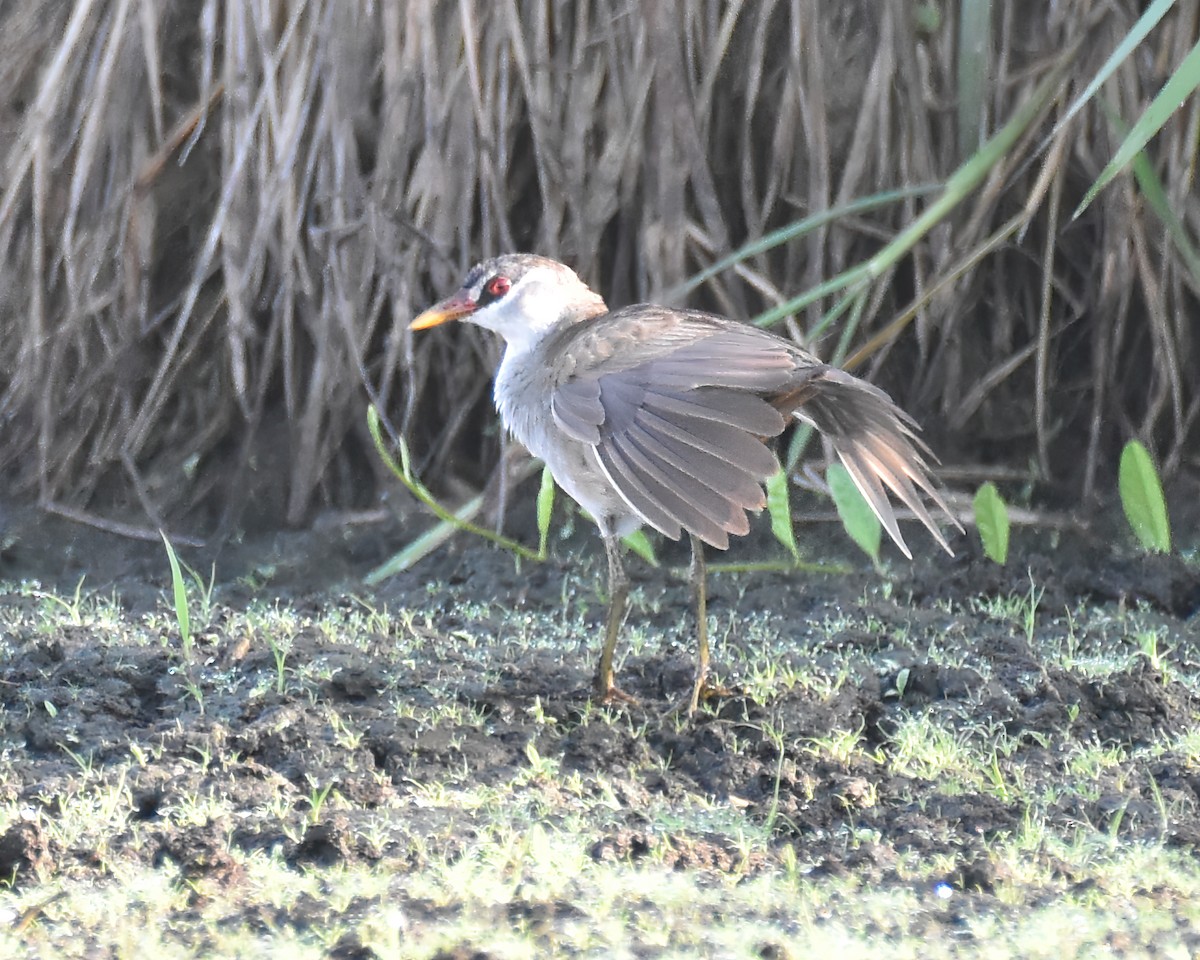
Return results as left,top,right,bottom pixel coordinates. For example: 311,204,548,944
568,289,608,322
500,289,608,360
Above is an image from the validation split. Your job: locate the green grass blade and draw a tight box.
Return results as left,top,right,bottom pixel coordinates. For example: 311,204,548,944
752,64,1064,331
364,493,485,585
1110,105,1200,286
1075,36,1200,218
827,463,882,564
828,286,869,365
159,531,191,653
666,185,938,302
765,469,800,563
366,405,542,567
1041,0,1174,154
957,0,992,158
536,466,556,560
972,481,1010,565
1119,440,1171,553
783,423,815,475
367,404,406,480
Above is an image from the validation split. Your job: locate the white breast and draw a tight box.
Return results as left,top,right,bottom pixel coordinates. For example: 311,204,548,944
494,346,642,537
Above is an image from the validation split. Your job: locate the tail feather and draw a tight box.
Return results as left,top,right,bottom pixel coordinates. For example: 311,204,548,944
790,368,961,556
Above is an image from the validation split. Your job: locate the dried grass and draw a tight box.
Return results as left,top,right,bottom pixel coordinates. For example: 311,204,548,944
0,0,1195,536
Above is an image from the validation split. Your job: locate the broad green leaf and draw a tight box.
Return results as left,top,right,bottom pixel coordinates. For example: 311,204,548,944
536,466,556,560
972,482,1010,565
765,469,800,562
1119,440,1171,553
827,463,882,564
622,530,659,567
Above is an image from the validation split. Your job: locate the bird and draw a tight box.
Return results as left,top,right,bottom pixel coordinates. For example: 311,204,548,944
411,253,961,711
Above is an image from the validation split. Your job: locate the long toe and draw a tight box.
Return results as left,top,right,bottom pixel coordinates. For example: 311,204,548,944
674,676,735,717
595,682,640,707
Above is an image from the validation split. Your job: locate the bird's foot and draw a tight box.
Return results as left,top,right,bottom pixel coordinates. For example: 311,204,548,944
672,676,734,718
593,681,639,707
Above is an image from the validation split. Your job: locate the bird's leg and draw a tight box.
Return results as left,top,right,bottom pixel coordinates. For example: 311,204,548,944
594,530,636,704
688,534,709,714
683,535,732,714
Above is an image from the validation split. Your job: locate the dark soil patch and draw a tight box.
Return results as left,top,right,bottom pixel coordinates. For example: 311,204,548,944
0,505,1197,944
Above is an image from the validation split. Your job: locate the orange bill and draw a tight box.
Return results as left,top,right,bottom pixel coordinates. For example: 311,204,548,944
410,293,476,330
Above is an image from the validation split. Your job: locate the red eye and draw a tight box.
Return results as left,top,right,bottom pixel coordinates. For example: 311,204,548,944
482,275,511,300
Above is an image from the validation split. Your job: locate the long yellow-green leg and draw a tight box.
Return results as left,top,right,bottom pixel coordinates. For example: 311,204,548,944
688,534,708,714
594,531,635,702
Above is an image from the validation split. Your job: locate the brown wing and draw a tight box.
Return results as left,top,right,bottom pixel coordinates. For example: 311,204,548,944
547,305,960,555
548,308,806,548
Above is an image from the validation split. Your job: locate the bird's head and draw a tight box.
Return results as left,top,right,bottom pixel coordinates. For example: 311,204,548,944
411,254,606,354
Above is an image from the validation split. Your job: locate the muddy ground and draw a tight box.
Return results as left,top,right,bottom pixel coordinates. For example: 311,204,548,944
0,494,1198,955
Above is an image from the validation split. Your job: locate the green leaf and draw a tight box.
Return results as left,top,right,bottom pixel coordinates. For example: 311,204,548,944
784,423,814,475
367,405,406,480
536,466,556,560
913,3,940,34
159,531,191,654
666,185,938,303
1119,440,1171,553
1109,105,1200,288
827,463,882,564
956,0,992,157
765,469,800,562
622,530,659,567
972,482,1010,565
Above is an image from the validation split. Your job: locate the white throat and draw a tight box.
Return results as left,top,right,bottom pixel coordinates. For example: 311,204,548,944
468,274,567,358
467,268,606,362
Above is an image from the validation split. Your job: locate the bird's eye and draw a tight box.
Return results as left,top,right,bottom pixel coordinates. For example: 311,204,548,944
480,275,512,303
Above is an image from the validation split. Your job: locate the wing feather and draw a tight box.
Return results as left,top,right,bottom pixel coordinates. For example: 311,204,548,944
617,431,751,537
546,312,957,554
624,420,766,510
634,405,780,479
797,369,960,555
594,440,721,544
550,378,603,442
641,388,785,434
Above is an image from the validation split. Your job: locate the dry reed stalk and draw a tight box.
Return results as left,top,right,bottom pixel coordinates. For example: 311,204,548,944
0,0,1193,539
